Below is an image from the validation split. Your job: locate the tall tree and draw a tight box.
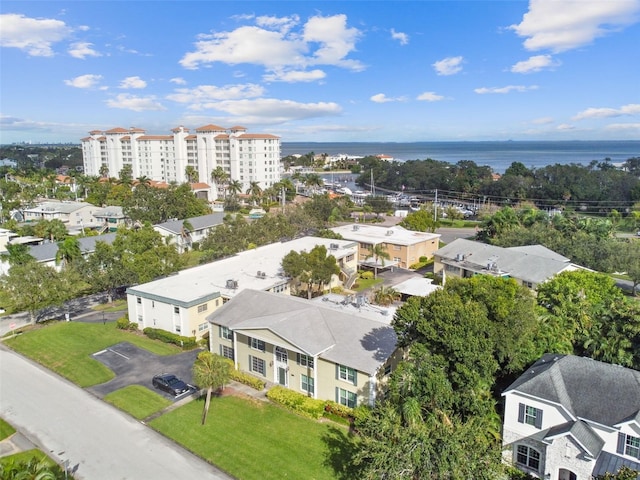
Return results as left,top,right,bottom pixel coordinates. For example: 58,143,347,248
366,243,391,278
55,236,82,267
185,165,198,183
192,352,232,425
281,245,340,299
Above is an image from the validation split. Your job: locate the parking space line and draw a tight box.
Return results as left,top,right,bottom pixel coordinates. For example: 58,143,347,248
107,348,129,360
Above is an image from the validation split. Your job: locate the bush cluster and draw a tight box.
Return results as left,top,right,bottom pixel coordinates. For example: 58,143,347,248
142,328,197,350
229,370,265,390
359,271,374,280
266,386,326,419
115,316,137,331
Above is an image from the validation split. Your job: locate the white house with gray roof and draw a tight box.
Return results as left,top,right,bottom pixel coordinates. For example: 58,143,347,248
126,236,358,339
207,289,402,406
502,354,640,479
434,238,588,290
153,213,225,253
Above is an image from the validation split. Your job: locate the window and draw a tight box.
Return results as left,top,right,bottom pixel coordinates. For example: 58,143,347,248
173,306,179,314
198,322,208,332
275,347,288,363
518,403,543,428
250,337,265,352
338,365,356,384
338,388,357,408
384,364,392,376
516,445,540,470
301,374,314,394
618,433,640,459
175,325,181,333
298,354,314,369
136,297,141,304
197,303,208,313
220,345,234,360
219,326,232,340
250,356,265,376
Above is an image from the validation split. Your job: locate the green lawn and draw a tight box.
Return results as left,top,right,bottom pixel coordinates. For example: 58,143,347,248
0,418,16,441
353,277,383,291
150,396,356,480
104,385,172,420
92,300,128,312
5,322,181,387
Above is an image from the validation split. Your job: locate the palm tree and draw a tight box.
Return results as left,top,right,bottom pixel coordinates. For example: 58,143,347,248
210,166,229,199
227,179,242,198
192,351,232,425
366,243,391,278
246,181,263,206
185,165,198,183
372,285,400,306
56,237,82,267
99,164,109,178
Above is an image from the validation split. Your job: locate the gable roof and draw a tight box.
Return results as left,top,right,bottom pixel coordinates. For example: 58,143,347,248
27,233,117,262
435,238,585,284
504,354,640,427
154,213,225,235
207,289,398,375
544,420,605,458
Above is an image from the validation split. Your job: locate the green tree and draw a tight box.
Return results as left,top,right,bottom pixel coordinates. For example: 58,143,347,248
192,352,232,425
246,181,263,206
281,245,340,299
0,262,85,322
364,195,392,218
596,466,640,480
366,243,391,278
210,166,229,199
0,243,35,266
185,165,198,183
55,236,82,267
34,219,68,242
399,207,439,233
99,164,109,178
371,285,400,306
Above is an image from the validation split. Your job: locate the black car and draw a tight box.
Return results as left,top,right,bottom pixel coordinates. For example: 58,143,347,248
152,373,190,396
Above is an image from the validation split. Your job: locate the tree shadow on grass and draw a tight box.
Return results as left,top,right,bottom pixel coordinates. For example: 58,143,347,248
321,425,360,480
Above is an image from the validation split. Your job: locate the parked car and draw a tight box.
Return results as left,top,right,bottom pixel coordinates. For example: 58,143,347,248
152,373,190,396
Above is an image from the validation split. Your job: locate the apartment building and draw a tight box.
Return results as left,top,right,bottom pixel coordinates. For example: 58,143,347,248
81,125,281,197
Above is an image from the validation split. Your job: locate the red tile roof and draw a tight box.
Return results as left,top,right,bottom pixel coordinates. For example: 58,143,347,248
195,124,226,132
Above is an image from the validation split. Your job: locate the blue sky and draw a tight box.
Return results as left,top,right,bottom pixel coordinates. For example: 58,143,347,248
1,1,639,144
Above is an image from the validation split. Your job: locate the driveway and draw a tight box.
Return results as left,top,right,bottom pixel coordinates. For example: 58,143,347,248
87,342,202,399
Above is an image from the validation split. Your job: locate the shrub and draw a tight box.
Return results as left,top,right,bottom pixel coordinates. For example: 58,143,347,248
115,316,137,331
142,328,197,350
229,369,265,390
266,386,326,419
359,271,374,280
323,400,354,420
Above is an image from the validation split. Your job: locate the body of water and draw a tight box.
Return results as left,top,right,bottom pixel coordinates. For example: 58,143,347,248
281,140,639,173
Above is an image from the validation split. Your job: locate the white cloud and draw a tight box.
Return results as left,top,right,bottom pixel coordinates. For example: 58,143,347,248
532,116,554,125
119,76,147,89
390,28,409,45
371,93,393,103
0,13,71,56
68,41,101,59
556,123,575,130
604,123,640,131
511,54,560,73
64,74,103,89
573,103,640,120
184,98,342,124
166,84,265,107
510,0,640,53
106,93,166,111
417,91,444,102
170,77,187,85
474,85,539,94
432,56,463,76
180,14,364,77
263,69,326,83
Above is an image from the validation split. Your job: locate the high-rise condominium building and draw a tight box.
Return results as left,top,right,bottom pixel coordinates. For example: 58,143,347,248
81,124,281,197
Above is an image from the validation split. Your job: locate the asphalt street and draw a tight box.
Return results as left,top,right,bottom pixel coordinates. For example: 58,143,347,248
0,346,233,480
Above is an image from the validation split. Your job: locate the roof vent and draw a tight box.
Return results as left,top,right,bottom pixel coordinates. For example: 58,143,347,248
386,230,393,236
352,224,359,231
329,243,339,250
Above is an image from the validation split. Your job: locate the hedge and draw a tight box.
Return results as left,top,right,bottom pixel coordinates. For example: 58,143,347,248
229,370,266,390
266,386,326,419
142,328,197,350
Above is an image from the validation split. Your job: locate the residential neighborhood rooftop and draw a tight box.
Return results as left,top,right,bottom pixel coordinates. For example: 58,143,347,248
331,224,440,246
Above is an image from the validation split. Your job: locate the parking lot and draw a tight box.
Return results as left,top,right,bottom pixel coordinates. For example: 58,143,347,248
88,342,202,399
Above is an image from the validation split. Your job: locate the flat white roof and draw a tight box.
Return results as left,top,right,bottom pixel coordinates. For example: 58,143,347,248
127,236,358,307
331,224,440,246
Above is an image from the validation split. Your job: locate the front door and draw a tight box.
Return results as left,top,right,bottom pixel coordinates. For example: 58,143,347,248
278,367,287,386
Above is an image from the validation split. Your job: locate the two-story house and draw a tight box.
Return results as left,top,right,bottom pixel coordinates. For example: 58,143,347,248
502,354,640,479
153,213,225,253
207,289,402,406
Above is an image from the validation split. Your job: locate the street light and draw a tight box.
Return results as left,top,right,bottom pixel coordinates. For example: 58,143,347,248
102,311,105,325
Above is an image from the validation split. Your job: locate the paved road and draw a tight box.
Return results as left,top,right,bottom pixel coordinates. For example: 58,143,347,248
0,346,233,480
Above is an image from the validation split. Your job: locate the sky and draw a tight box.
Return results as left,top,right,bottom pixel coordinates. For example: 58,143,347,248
1,0,639,144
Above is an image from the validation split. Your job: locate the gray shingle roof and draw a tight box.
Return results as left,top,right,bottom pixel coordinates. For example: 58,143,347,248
504,354,640,427
28,233,117,262
435,238,584,284
544,420,605,458
592,451,640,479
207,289,398,375
154,213,225,235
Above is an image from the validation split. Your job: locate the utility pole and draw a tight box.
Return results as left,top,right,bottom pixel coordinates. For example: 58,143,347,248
434,189,438,221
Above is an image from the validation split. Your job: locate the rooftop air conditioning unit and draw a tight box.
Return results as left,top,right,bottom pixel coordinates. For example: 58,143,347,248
386,230,393,236
329,243,339,250
260,272,266,279
226,279,238,289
